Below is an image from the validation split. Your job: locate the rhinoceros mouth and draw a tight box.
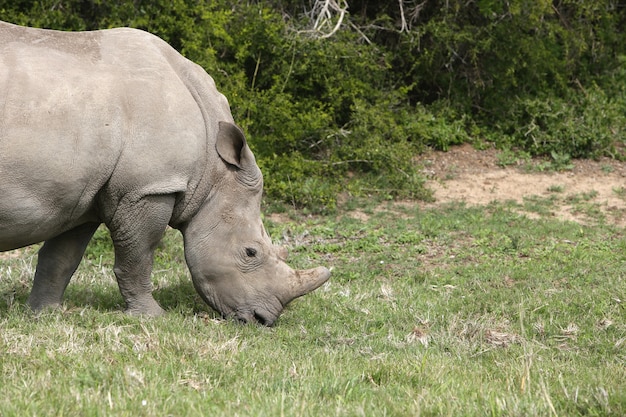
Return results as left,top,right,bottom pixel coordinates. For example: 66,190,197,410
194,292,276,325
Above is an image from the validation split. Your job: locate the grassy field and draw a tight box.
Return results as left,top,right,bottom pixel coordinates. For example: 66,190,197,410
1,198,625,416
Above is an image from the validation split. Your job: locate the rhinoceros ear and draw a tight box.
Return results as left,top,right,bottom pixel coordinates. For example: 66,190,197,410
216,121,247,169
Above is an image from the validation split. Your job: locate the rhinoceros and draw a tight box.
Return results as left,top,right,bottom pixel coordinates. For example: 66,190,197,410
0,20,330,325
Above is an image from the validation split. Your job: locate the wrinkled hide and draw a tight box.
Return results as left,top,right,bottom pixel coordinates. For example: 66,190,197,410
0,21,330,325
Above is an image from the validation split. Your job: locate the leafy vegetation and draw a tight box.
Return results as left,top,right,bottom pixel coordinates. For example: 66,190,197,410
1,0,625,211
2,3,625,414
2,198,626,415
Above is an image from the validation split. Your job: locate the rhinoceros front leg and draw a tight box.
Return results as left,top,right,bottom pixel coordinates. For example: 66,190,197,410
107,194,175,316
28,222,100,311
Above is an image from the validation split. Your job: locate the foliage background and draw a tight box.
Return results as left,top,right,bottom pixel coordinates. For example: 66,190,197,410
1,0,625,210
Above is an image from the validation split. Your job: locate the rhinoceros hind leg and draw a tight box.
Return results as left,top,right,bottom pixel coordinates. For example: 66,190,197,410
28,222,100,312
108,194,175,316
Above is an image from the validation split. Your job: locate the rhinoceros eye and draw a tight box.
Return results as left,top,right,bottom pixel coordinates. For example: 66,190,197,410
245,247,257,257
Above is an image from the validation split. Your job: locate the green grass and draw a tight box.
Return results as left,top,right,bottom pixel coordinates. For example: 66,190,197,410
1,200,625,416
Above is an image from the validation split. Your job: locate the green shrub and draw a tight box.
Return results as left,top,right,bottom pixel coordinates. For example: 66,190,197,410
503,85,626,158
2,0,626,211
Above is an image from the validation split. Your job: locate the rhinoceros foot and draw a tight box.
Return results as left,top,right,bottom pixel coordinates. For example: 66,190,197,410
124,298,166,316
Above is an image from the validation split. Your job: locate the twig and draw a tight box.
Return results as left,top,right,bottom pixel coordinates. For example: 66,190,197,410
398,0,408,33
280,45,297,93
300,0,349,39
250,53,261,91
348,21,372,44
317,0,348,39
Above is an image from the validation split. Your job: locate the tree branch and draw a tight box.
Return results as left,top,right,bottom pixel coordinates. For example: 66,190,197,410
398,0,408,33
303,0,350,39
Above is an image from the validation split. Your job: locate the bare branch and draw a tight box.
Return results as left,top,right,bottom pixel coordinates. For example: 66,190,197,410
408,1,427,26
398,0,408,33
301,0,350,39
348,21,372,45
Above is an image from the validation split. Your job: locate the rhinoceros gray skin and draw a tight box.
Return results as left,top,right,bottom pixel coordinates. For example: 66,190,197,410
0,20,330,326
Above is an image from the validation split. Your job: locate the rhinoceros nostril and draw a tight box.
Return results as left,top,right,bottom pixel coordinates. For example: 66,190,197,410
228,307,250,324
232,310,272,326
253,310,275,327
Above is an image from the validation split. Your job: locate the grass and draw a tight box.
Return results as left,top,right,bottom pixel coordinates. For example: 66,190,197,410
1,199,626,416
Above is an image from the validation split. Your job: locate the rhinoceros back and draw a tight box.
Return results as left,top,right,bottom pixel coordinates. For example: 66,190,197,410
0,21,229,249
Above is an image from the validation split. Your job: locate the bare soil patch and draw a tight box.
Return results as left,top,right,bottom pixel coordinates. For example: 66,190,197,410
3,144,624,263
420,144,626,226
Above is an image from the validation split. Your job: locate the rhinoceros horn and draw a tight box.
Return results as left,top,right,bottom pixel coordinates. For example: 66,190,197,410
284,266,331,303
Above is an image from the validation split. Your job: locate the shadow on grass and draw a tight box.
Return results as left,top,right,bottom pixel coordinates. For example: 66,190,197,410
0,280,217,318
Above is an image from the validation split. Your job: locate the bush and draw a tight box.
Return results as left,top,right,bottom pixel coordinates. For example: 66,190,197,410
1,0,626,211
502,85,626,159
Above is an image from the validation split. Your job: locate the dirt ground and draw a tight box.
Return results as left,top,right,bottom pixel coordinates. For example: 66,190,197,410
419,144,626,226
2,146,625,263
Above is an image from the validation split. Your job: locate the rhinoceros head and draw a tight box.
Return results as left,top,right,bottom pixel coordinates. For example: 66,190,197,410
181,122,330,325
